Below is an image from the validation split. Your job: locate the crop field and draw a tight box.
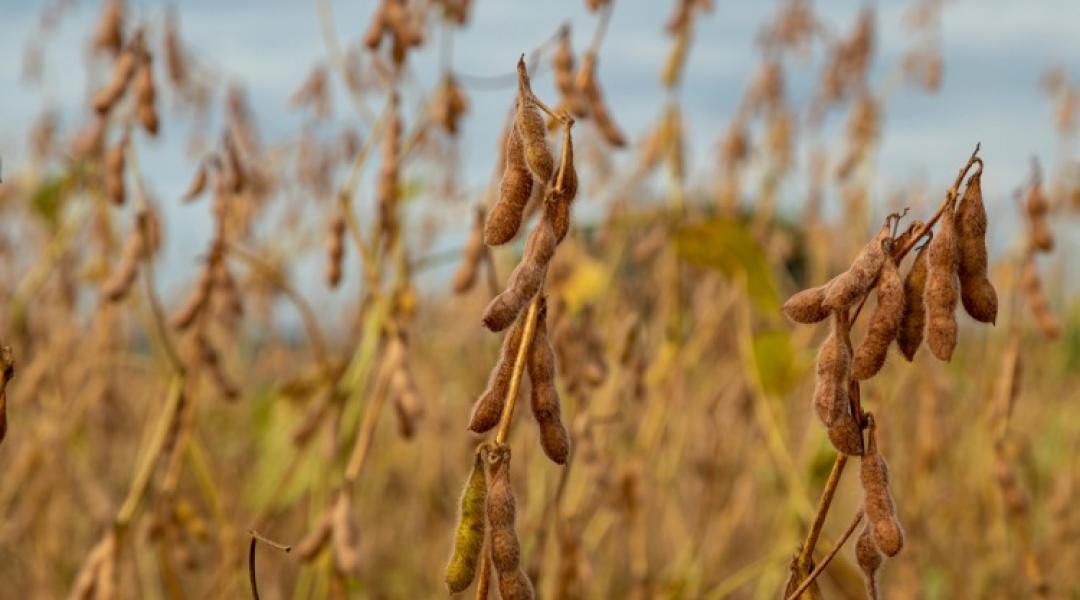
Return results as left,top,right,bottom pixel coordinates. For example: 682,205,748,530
0,1,1078,599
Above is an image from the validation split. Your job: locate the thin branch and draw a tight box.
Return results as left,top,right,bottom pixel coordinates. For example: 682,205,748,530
494,295,543,446
785,509,865,600
797,453,849,568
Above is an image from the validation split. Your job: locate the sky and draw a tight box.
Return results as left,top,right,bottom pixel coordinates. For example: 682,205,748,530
0,0,1077,306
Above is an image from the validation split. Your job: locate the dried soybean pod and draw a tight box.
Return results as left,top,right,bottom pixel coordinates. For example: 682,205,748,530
92,0,124,55
134,54,159,135
171,261,214,331
332,489,361,575
92,48,137,114
486,125,533,245
101,226,144,301
377,95,402,248
822,223,890,311
453,206,487,293
782,282,832,324
852,255,904,380
855,521,883,600
1020,254,1061,339
860,415,904,557
469,314,527,433
295,510,333,561
956,169,998,323
925,202,960,361
486,448,535,600
546,124,578,244
104,133,128,206
445,449,488,593
527,301,570,464
181,161,208,202
577,51,626,147
481,215,557,332
897,239,930,361
812,320,849,428
827,380,865,457
552,27,586,118
515,61,554,185
325,211,346,288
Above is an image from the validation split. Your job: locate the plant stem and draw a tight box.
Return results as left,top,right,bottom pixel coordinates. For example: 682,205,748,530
786,509,864,600
494,295,543,446
115,373,186,530
797,453,848,568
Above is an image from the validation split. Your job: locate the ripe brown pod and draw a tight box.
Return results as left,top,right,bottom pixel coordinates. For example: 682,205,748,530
134,56,159,135
92,0,124,55
860,415,904,557
92,49,137,114
822,224,889,312
955,169,997,323
104,133,128,205
855,521,883,600
101,227,144,302
896,239,930,361
486,447,535,600
925,202,960,361
377,97,402,248
851,256,904,380
1020,254,1061,339
295,510,333,561
813,322,849,429
485,125,533,245
782,282,832,324
527,300,570,464
182,161,208,202
325,211,346,288
332,488,361,575
546,124,578,244
576,52,626,147
552,27,586,118
469,314,527,433
445,449,488,592
481,215,557,332
515,77,554,184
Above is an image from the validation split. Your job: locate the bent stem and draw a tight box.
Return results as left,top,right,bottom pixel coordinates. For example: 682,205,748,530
786,509,864,600
797,453,849,570
494,294,543,446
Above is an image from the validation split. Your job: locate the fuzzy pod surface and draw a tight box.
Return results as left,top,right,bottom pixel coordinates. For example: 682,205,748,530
782,283,832,324
527,302,570,464
813,324,850,428
925,203,960,361
486,126,533,245
823,225,889,312
955,170,998,324
896,241,930,361
852,256,904,380
469,313,528,433
486,448,535,600
860,417,904,556
481,215,557,332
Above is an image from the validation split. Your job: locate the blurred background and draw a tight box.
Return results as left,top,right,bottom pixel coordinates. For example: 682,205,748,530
0,1,1078,599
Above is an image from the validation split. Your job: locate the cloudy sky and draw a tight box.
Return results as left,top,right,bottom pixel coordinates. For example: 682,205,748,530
0,0,1077,299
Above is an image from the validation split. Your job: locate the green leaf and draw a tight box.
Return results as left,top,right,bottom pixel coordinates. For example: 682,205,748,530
674,218,780,314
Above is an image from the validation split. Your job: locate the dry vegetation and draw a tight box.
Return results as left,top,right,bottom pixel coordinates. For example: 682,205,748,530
1,0,1079,599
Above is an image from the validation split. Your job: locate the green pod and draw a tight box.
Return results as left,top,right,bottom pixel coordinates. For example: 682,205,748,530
445,450,488,592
